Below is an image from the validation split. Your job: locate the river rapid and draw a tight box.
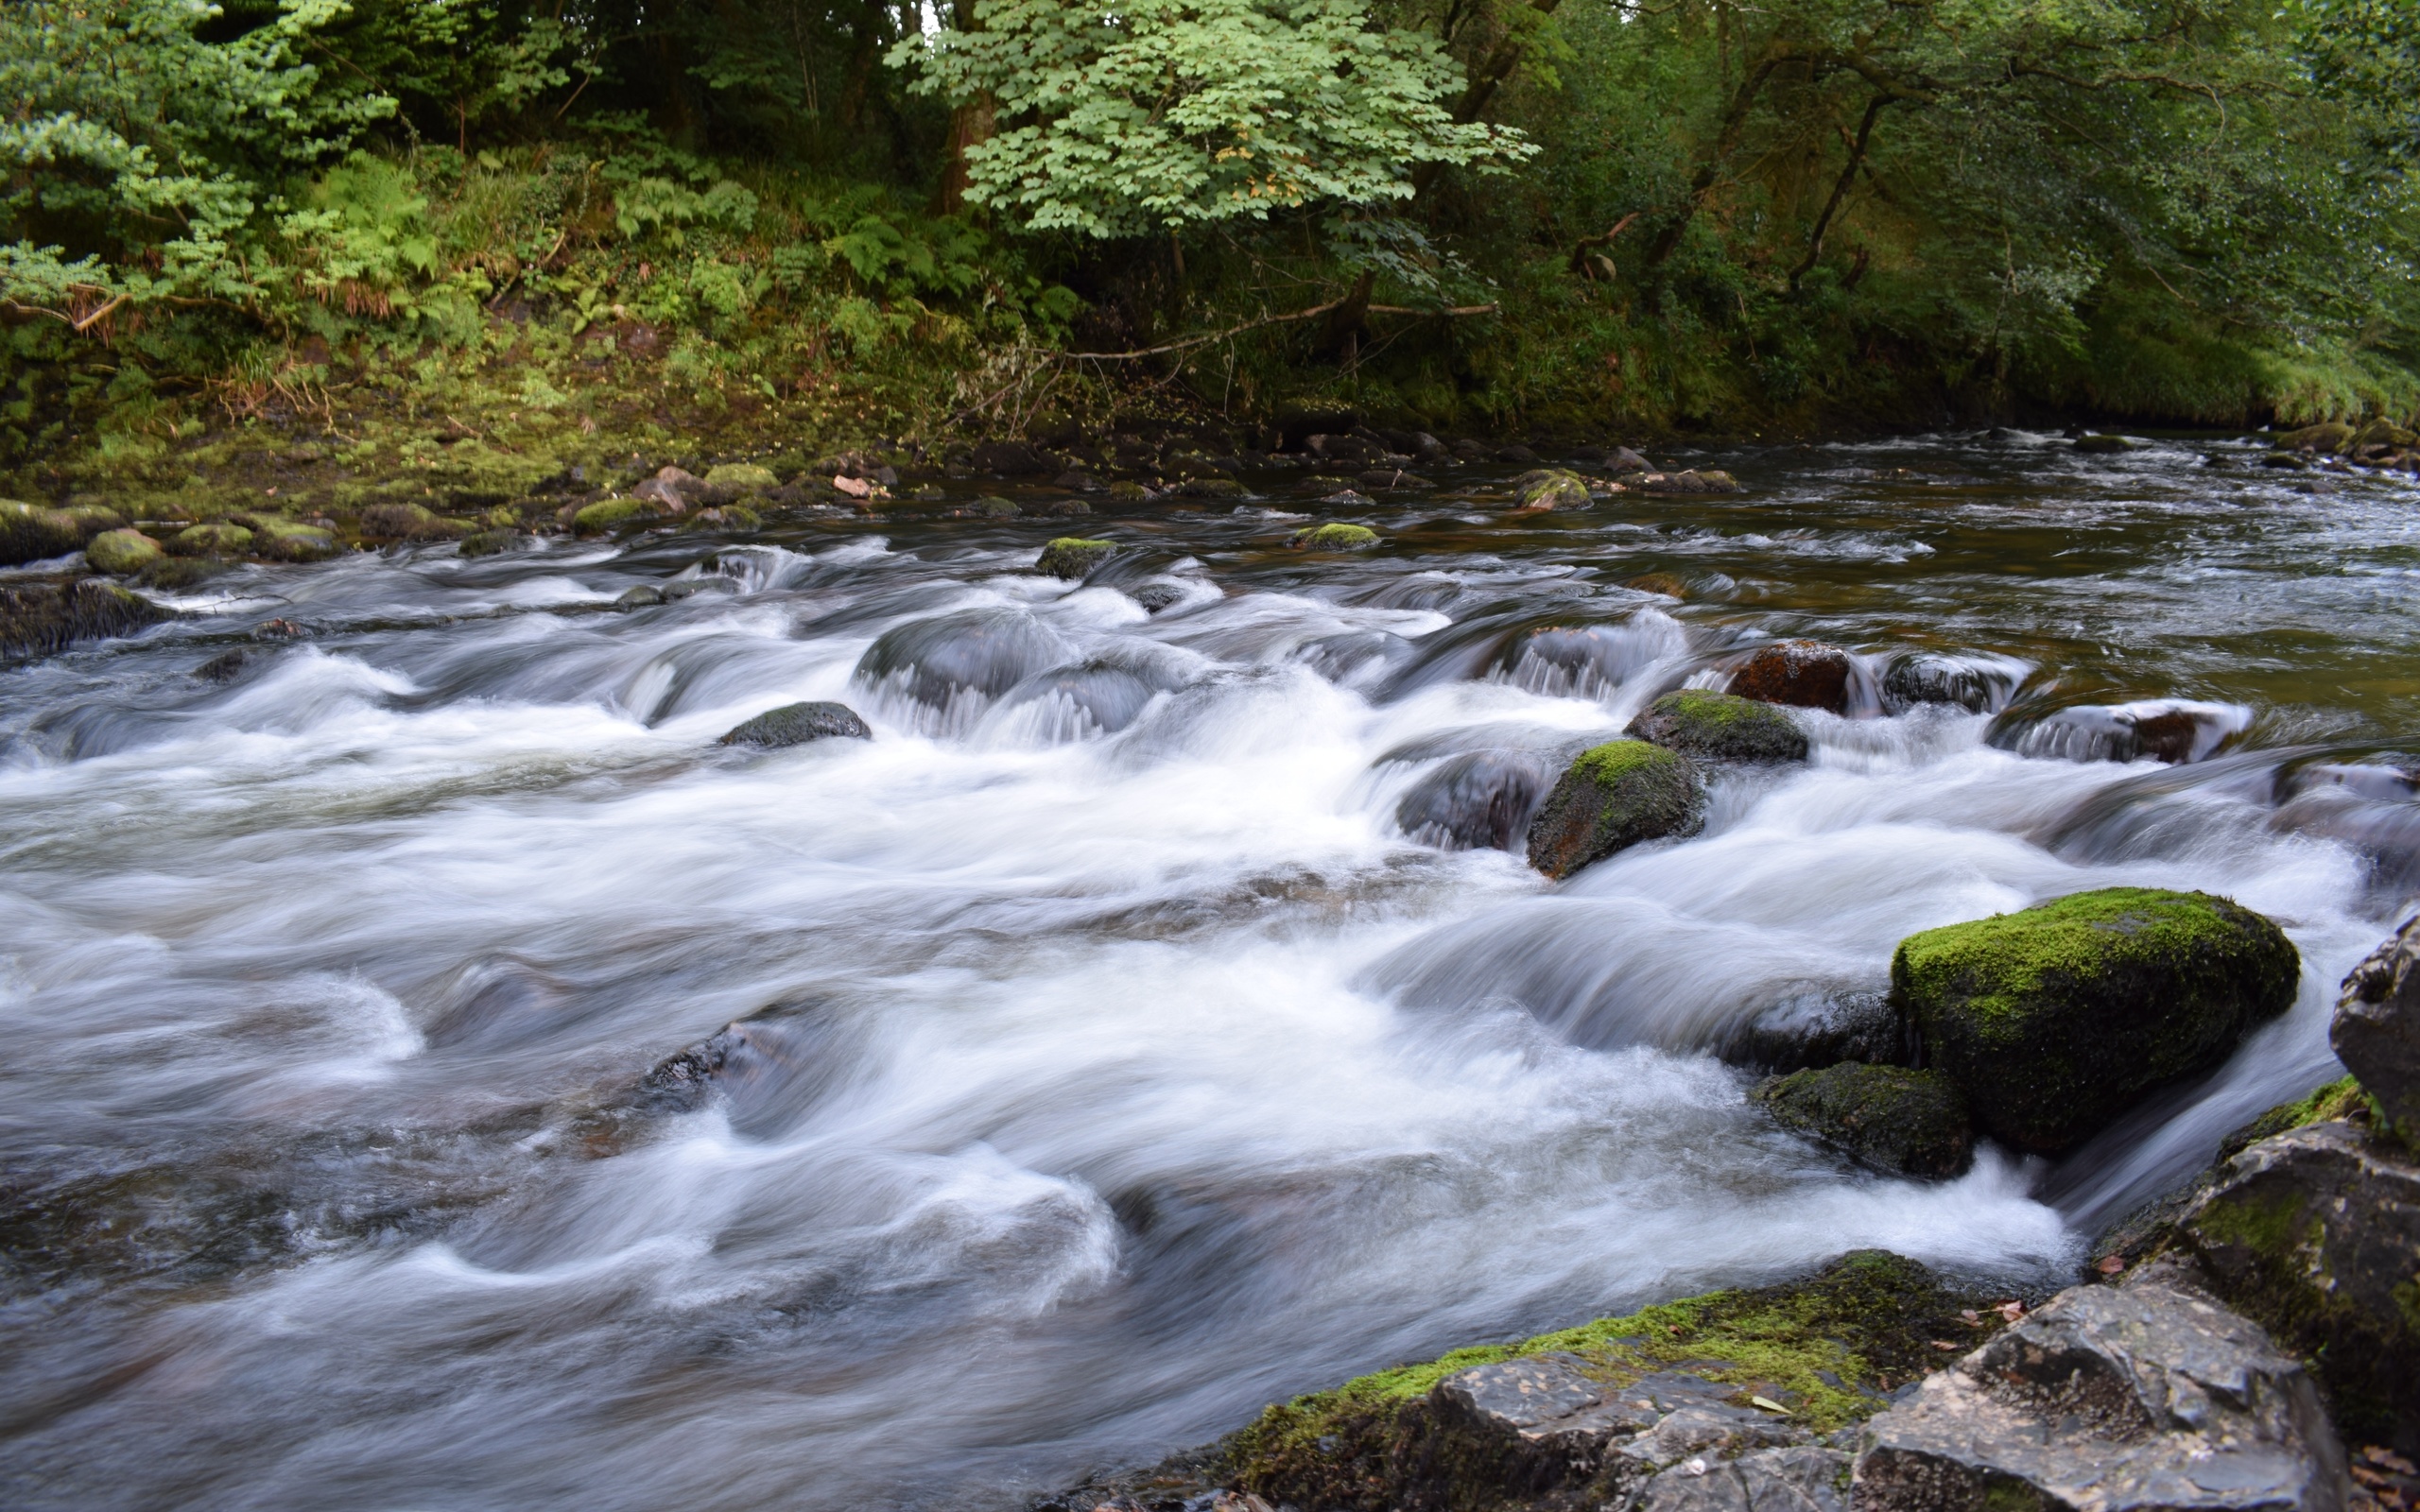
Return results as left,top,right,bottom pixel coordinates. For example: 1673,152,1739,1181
3,431,2416,1510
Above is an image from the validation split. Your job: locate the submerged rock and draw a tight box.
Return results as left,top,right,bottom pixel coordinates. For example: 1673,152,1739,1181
1,579,175,660
1890,887,2299,1153
716,701,871,747
1854,1275,2344,1511
1394,748,1560,851
2073,433,2134,454
1754,1064,1973,1178
1035,537,1116,579
1728,641,1854,713
1525,739,1704,878
1639,469,1742,494
1629,689,1809,763
2331,914,2420,1131
1992,698,2250,764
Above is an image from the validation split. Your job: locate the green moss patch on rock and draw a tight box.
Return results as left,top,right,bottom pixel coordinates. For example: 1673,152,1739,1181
246,519,342,562
1754,1064,1974,1178
1227,1251,2008,1512
701,462,779,491
1513,468,1592,510
1035,537,1117,578
572,497,665,535
1525,739,1703,878
1891,887,2299,1153
173,522,254,557
84,528,164,576
1288,522,1380,551
1628,688,1809,763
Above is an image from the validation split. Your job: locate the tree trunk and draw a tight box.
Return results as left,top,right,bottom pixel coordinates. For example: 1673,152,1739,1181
936,0,994,214
1789,93,1893,291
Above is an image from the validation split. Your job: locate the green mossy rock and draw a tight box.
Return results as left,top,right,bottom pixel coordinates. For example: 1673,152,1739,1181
2350,419,2418,453
1035,537,1116,578
1,499,87,565
1288,522,1379,551
1628,689,1809,763
359,501,475,541
2073,434,2133,454
1754,1064,1973,1178
247,519,341,562
974,496,1020,517
1513,468,1592,510
1524,739,1703,878
1228,1250,2005,1512
702,462,779,490
1892,887,2300,1152
61,503,127,537
574,497,664,535
2276,421,2355,454
84,528,164,576
173,522,254,557
458,529,521,558
1,579,175,660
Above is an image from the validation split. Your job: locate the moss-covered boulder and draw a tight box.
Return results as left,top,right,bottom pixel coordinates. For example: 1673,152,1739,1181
1525,739,1703,878
701,462,779,491
1512,468,1591,510
61,503,126,538
1,499,87,565
2073,433,2133,454
1628,689,1808,763
247,519,341,562
1,579,175,660
1227,1250,2007,1512
2277,421,2355,453
172,522,254,557
359,502,475,541
1287,522,1379,551
1891,887,2299,1152
2350,418,2418,455
457,528,522,558
1754,1064,1973,1178
573,497,666,535
716,700,872,747
1035,537,1116,578
84,528,164,576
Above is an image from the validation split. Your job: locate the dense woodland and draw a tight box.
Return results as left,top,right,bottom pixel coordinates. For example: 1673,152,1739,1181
4,0,2418,464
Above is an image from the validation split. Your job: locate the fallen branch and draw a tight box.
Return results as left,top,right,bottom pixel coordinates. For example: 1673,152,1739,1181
1062,294,1497,363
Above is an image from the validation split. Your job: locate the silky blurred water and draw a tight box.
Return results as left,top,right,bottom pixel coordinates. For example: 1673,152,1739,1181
2,430,2415,1510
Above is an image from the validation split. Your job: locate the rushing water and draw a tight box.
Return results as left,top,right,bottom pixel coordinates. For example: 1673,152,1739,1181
2,431,2415,1510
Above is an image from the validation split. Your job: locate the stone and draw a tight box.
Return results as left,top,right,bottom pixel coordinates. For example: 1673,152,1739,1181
360,502,475,540
458,529,521,558
2277,421,2355,454
0,579,175,661
1637,1445,1850,1512
1628,572,1690,598
1890,888,2299,1153
1721,990,1910,1074
1630,689,1810,763
614,585,664,609
1640,468,1743,493
2332,916,2420,1132
1288,523,1378,551
574,497,666,535
971,439,1055,475
1036,538,1117,579
1992,699,2250,765
173,522,254,557
246,520,341,562
1514,468,1594,510
716,701,872,747
701,462,779,491
2181,1120,2420,1453
0,499,88,565
1730,641,1855,713
1525,739,1705,879
1754,1064,1973,1179
84,527,164,576
2074,433,2134,453
1394,748,1559,851
1853,1278,2345,1512
973,496,1021,517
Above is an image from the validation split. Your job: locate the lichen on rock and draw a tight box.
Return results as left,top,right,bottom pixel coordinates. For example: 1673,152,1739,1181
1629,689,1809,763
1525,738,1704,878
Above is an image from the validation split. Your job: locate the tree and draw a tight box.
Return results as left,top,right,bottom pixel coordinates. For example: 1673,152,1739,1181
890,0,1533,237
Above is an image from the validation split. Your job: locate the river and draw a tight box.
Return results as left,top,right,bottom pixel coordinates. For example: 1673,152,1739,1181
2,430,2412,1509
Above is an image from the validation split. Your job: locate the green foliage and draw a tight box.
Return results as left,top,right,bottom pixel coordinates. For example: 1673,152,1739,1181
892,0,1533,235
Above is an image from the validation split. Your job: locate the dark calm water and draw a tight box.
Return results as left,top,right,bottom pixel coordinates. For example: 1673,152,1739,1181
2,430,2414,1510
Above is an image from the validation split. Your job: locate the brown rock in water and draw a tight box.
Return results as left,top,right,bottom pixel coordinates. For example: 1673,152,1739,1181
1625,572,1688,598
1728,641,1854,713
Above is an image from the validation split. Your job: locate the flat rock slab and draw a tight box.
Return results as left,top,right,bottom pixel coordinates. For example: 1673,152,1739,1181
1853,1279,2344,1510
1640,1445,1849,1512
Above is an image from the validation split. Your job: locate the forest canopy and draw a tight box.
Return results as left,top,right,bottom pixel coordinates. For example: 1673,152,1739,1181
3,0,2415,445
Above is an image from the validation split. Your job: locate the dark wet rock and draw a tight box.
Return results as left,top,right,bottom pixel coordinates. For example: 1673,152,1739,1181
853,609,1069,721
1721,990,1910,1074
0,498,89,565
1990,699,2250,765
994,656,1187,737
615,585,665,609
1513,468,1593,510
1131,582,1187,614
1854,1276,2345,1512
2332,915,2420,1131
83,527,164,576
134,556,222,590
1395,749,1560,851
716,701,872,747
194,648,255,682
1630,690,1809,764
1880,653,2027,714
458,529,523,558
2180,1119,2420,1454
1636,1445,1848,1512
1,579,175,661
2261,451,2308,470
1754,1064,1973,1178
1498,443,1542,464
1275,402,1359,449
1357,466,1429,490
970,439,1056,475
1053,470,1105,493
1526,739,1704,879
1288,523,1378,551
1319,488,1375,507
1890,887,2299,1153
1729,641,1855,713
1639,469,1743,494
1609,446,1652,473
1028,497,1095,516
1306,433,1382,466
1175,476,1244,499
2073,433,2134,454
362,501,476,540
1036,537,1117,579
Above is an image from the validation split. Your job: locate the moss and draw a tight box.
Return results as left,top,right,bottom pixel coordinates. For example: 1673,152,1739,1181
457,528,520,558
573,497,662,535
1754,1064,1973,1177
1526,740,1704,879
2220,1075,2372,1162
702,462,778,490
1513,469,1592,510
1229,1251,2007,1512
1892,887,2299,1151
173,522,254,556
1035,537,1117,578
84,527,164,575
1288,522,1380,550
247,519,341,562
1630,689,1809,763
1,499,87,565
